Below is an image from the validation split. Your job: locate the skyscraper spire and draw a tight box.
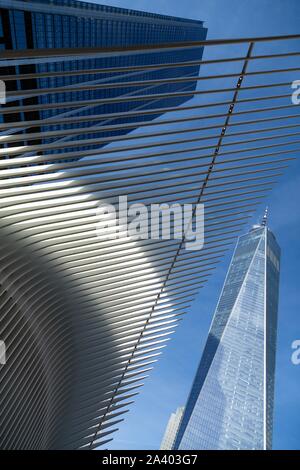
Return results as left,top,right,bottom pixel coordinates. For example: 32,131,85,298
174,219,280,450
261,206,268,227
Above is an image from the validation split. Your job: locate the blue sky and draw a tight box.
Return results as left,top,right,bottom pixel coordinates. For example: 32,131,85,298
85,0,300,450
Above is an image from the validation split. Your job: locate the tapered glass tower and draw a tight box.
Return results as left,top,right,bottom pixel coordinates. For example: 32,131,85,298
174,213,280,450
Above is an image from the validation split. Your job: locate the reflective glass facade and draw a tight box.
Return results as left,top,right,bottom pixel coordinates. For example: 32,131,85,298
174,225,280,450
160,406,184,450
0,0,207,161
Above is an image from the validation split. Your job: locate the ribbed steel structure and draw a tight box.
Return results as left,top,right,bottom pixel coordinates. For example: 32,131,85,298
0,34,299,449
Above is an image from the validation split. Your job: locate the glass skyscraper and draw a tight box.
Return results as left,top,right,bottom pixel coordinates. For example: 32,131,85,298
160,406,184,450
0,0,207,161
174,214,280,450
